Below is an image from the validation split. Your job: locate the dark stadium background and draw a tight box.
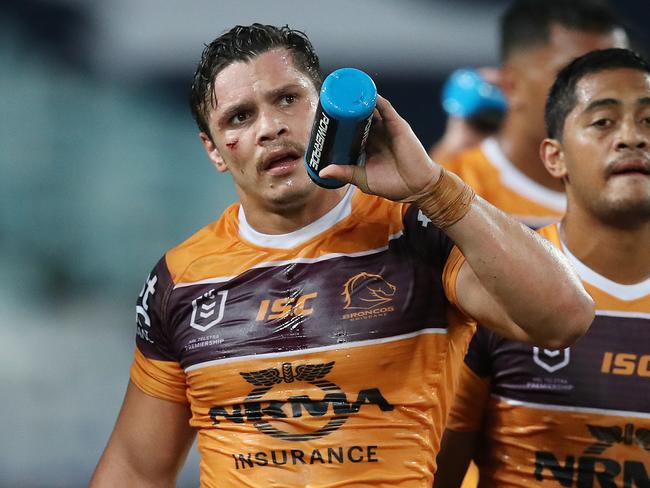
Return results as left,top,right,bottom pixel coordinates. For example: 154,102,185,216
1,0,647,486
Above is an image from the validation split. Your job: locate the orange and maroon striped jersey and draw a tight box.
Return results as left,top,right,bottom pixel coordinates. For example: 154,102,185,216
447,224,650,487
130,187,476,487
443,138,565,228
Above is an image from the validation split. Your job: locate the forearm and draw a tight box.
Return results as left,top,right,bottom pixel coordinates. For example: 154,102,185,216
445,196,594,348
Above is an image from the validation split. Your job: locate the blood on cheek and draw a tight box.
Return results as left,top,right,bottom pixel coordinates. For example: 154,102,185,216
225,140,238,150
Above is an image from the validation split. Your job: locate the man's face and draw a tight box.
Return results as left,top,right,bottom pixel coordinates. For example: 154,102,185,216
201,48,319,214
556,68,650,225
506,23,627,142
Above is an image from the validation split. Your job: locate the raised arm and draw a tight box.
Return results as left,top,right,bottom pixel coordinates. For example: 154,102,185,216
448,204,588,348
89,381,195,488
319,95,594,348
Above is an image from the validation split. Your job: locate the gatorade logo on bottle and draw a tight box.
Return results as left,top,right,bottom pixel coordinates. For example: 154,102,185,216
304,68,377,189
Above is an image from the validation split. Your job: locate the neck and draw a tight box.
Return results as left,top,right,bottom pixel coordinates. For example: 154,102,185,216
497,118,565,192
241,186,349,235
561,206,650,284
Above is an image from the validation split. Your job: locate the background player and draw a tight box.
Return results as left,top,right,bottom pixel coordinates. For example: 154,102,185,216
435,4,627,483
435,47,650,487
429,67,505,163
89,24,593,487
441,0,628,227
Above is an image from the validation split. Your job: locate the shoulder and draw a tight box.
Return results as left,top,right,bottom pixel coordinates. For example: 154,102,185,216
349,189,406,224
442,142,491,173
441,141,499,197
536,223,561,249
165,203,241,286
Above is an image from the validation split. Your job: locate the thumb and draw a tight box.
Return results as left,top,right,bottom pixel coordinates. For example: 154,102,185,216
319,164,370,193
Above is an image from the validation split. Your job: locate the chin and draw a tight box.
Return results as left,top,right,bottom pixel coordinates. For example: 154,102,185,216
596,198,650,228
268,179,315,207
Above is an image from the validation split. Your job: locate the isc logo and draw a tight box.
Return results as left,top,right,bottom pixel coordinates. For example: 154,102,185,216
601,352,650,377
256,293,318,321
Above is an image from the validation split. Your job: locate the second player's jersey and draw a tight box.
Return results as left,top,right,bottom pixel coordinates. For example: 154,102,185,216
131,187,476,487
448,224,650,487
444,138,566,228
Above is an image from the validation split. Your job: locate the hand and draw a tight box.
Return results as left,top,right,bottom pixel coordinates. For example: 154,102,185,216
319,95,440,201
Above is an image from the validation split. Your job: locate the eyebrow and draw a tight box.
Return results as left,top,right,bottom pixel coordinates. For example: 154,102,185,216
216,83,307,126
582,98,619,113
582,96,650,113
218,101,254,126
265,83,307,101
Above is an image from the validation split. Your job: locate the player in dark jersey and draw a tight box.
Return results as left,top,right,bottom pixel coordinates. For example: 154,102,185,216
89,24,594,487
434,48,650,488
439,0,628,228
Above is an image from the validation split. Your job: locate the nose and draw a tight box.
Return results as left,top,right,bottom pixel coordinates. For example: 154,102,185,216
615,118,648,151
256,108,288,144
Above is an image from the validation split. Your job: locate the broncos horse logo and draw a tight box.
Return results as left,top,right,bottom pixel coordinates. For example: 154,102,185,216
342,272,396,310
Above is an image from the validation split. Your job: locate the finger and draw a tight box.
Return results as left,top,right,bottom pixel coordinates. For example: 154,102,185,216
370,107,385,130
365,134,382,155
366,114,388,154
318,163,354,183
375,94,403,126
372,106,383,123
319,164,370,193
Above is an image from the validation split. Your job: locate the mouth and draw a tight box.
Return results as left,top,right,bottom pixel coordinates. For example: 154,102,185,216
608,158,650,177
260,148,303,176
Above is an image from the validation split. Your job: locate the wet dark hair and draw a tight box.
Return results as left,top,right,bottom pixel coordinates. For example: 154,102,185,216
189,23,322,138
545,48,650,140
500,0,622,61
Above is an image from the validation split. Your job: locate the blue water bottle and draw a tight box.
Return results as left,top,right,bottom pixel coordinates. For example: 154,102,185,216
441,69,506,130
304,68,377,189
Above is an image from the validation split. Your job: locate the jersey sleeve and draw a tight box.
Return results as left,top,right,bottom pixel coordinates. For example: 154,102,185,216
442,246,467,314
446,326,492,431
401,203,455,268
401,203,472,319
130,256,188,404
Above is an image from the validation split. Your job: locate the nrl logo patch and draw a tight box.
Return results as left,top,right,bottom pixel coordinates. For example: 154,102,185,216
190,288,228,331
533,346,571,373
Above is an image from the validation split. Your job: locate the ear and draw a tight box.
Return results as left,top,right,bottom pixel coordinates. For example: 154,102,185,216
540,138,567,180
498,64,520,110
199,132,228,173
